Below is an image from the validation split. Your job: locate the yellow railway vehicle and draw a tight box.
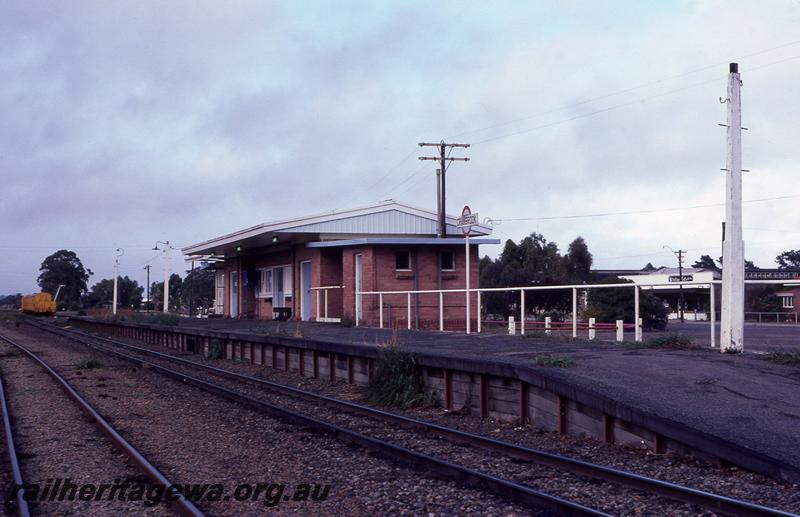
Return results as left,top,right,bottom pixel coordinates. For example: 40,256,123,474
21,292,57,315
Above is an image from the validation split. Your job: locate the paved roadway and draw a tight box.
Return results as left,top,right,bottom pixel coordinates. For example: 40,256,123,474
651,322,800,352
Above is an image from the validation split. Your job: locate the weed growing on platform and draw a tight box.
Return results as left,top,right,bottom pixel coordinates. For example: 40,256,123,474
645,333,696,350
763,351,800,367
533,355,575,368
206,339,223,360
76,357,104,370
363,344,437,409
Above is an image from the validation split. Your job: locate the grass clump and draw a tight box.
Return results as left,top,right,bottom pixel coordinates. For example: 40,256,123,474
646,333,696,350
763,351,800,367
76,357,104,370
363,344,437,409
206,339,223,360
533,355,576,368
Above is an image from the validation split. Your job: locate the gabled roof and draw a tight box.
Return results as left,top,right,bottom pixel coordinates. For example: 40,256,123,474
182,200,493,256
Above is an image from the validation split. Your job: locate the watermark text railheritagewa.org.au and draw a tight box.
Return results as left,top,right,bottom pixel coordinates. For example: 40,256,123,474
14,478,332,507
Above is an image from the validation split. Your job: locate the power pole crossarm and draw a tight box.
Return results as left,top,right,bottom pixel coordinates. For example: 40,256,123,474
418,141,470,237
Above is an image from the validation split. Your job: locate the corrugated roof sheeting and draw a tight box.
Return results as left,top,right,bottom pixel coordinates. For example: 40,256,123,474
281,210,444,235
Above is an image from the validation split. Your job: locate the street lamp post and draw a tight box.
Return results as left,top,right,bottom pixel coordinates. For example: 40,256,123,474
153,241,173,313
113,248,124,315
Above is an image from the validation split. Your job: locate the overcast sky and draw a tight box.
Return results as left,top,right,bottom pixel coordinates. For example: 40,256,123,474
2,1,799,294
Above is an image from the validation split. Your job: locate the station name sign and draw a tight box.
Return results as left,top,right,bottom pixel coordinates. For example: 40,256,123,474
669,275,693,282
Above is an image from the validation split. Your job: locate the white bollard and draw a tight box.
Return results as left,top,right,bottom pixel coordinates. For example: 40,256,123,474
545,316,552,336
588,317,596,340
635,317,643,342
508,316,516,335
616,320,624,342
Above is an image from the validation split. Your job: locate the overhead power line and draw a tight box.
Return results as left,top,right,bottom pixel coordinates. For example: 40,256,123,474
488,193,800,223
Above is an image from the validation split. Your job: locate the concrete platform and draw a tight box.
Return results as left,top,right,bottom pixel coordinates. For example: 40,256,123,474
74,316,800,481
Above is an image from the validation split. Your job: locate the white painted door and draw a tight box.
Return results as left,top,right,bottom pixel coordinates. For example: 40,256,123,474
230,271,238,318
301,260,312,321
355,253,363,322
274,267,285,309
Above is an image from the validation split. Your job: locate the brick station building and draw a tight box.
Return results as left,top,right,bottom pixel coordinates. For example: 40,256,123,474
182,200,498,329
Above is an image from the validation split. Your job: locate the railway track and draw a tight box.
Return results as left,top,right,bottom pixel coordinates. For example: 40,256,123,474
0,329,205,517
0,369,30,517
28,319,799,517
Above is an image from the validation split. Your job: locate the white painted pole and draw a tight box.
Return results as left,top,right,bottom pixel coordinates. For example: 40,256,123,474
588,317,596,340
720,63,744,353
316,290,320,322
439,291,444,331
710,285,716,348
477,290,482,333
379,293,384,329
112,257,119,316
324,289,329,320
616,320,624,342
407,292,411,330
163,244,171,314
465,235,471,335
572,288,578,338
520,289,525,336
545,316,551,336
508,316,515,335
634,286,642,342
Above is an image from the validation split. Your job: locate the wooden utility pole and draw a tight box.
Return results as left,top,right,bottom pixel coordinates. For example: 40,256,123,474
419,141,470,237
720,63,745,353
144,264,151,312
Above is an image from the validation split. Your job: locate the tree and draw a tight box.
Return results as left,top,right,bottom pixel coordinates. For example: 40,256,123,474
641,263,657,271
150,273,183,311
692,255,718,270
180,267,215,312
776,250,800,269
83,277,143,309
586,277,668,330
564,236,593,283
0,294,22,309
37,250,92,309
717,256,758,271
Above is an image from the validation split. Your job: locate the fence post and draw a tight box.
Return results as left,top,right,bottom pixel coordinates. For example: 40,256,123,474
545,316,551,336
588,317,596,340
616,320,624,342
634,286,642,342
324,289,329,320
520,289,525,336
407,292,411,331
477,291,482,333
316,290,320,322
508,316,516,335
572,288,578,338
710,285,716,348
379,293,383,329
439,292,444,331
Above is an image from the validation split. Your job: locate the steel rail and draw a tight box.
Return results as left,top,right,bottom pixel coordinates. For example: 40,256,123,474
0,372,31,517
29,321,606,516
33,320,800,517
0,331,205,517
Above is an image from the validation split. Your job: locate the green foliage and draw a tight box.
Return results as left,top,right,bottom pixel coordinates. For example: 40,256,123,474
150,273,183,311
180,266,215,312
645,333,696,350
37,250,92,310
363,346,437,408
206,339,223,360
124,312,181,326
533,355,575,368
480,233,592,317
692,254,719,271
776,250,800,270
76,357,104,370
83,276,143,309
0,293,22,308
585,277,668,331
763,351,800,367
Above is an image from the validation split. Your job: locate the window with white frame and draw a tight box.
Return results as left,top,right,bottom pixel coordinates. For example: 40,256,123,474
781,295,794,309
258,266,292,298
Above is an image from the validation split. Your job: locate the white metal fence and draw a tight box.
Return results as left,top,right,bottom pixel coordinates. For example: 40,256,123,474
355,279,800,347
